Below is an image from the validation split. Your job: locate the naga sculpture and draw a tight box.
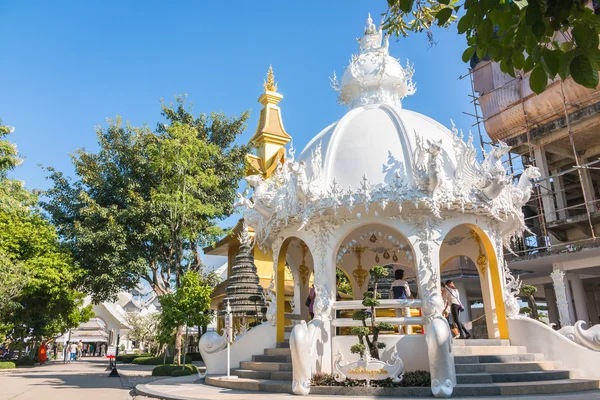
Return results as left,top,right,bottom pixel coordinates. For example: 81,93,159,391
558,321,600,351
413,133,444,194
513,166,541,208
503,261,522,318
290,319,324,395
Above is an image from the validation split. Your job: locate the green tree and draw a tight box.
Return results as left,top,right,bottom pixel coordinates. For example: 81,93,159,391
0,121,92,348
159,271,213,365
126,313,160,353
350,266,394,360
519,284,539,320
383,0,600,94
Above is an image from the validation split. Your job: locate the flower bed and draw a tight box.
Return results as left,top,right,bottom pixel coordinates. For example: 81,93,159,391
311,370,430,387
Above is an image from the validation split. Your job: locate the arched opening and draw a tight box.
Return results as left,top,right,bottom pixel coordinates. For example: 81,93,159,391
334,223,419,335
440,224,508,339
276,237,314,343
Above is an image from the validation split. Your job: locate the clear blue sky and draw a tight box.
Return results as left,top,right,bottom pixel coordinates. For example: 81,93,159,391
1,1,487,227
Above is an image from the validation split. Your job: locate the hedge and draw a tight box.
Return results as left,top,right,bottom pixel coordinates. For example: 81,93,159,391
14,357,35,366
116,353,151,363
152,364,198,377
132,355,192,365
0,362,16,369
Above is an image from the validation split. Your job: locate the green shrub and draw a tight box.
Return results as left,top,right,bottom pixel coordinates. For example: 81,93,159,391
133,355,191,365
116,353,151,363
151,364,198,376
14,357,35,366
0,362,16,369
310,370,430,387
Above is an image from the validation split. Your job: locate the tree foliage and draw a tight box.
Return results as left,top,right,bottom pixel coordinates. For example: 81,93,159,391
158,271,213,365
126,313,160,353
350,266,390,360
519,284,539,320
383,0,600,94
42,97,250,302
0,120,92,345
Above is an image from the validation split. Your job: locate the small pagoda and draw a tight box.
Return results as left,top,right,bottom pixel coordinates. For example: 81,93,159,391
222,222,266,323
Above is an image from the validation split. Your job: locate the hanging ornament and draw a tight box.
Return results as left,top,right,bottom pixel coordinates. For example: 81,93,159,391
383,250,390,260
370,233,377,243
375,253,380,263
392,252,398,262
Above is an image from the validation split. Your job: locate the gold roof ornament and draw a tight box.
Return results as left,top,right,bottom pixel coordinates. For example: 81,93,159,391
245,65,292,178
264,65,278,92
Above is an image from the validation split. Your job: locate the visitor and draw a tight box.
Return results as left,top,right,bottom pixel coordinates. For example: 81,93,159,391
77,340,83,359
445,280,471,339
64,342,69,363
90,343,95,357
390,269,412,334
38,341,48,364
308,284,316,320
70,341,78,361
52,343,58,360
101,343,106,356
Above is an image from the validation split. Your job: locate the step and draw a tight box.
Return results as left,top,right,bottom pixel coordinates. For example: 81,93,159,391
456,370,572,384
452,345,526,356
453,339,510,347
240,361,292,371
252,354,291,362
205,376,292,394
454,379,600,396
455,361,560,374
265,348,291,356
276,341,290,348
454,353,544,364
231,369,293,381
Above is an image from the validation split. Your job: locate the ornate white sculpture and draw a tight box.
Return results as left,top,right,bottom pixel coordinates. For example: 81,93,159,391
558,321,600,351
550,267,572,327
413,133,444,194
503,261,522,319
333,347,404,387
290,319,325,395
199,329,227,355
413,218,455,398
513,166,541,207
264,273,277,326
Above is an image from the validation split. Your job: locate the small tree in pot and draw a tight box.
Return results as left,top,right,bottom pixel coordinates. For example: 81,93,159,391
350,266,395,360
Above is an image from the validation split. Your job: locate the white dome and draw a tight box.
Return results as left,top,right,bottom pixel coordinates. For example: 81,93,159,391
298,103,458,191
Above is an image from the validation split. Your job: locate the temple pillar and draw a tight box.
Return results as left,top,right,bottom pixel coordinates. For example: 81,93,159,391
544,284,559,326
586,291,599,325
453,281,471,323
569,273,590,323
550,265,572,326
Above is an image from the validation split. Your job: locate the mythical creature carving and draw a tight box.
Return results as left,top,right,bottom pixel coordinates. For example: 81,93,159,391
503,261,522,319
513,166,541,208
334,346,404,387
264,274,277,326
290,319,324,395
199,330,227,355
558,321,600,351
413,133,444,194
454,135,512,201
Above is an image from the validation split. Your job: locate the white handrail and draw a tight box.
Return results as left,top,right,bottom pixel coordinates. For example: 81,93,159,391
331,316,425,327
332,299,422,310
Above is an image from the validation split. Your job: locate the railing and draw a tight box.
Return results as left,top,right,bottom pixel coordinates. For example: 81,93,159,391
331,299,424,331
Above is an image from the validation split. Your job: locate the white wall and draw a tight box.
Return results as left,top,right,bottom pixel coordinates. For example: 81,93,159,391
332,335,429,372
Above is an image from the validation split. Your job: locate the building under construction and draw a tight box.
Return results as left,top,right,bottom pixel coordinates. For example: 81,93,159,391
471,56,600,328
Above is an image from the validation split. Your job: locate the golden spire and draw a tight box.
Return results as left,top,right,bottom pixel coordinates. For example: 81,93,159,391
263,65,278,92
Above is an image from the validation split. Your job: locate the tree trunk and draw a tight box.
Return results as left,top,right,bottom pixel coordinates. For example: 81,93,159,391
173,325,184,365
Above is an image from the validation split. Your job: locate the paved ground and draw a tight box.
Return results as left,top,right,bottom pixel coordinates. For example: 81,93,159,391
0,358,160,400
137,376,600,400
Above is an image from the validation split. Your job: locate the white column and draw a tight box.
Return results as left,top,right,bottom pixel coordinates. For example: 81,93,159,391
551,168,568,220
569,273,590,323
454,281,471,323
544,284,559,326
550,266,572,326
533,147,557,222
586,291,599,325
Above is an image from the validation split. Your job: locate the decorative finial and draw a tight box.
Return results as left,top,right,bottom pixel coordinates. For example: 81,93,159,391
263,65,278,92
239,220,252,248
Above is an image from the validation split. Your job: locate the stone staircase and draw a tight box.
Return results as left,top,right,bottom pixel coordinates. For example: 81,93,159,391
205,336,600,396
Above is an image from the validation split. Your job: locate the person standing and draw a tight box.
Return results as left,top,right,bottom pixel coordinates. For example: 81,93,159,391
52,343,58,360
70,342,78,361
308,284,316,320
390,269,412,334
445,280,471,339
38,341,48,364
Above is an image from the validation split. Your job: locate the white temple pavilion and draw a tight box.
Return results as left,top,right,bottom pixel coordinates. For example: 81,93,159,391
200,15,600,398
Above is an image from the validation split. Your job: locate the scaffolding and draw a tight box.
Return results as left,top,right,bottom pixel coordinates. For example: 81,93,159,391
459,64,600,261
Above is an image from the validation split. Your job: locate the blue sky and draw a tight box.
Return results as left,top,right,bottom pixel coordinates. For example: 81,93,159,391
1,1,486,228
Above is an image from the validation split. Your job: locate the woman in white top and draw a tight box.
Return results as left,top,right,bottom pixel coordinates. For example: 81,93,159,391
390,269,412,334
445,280,471,339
